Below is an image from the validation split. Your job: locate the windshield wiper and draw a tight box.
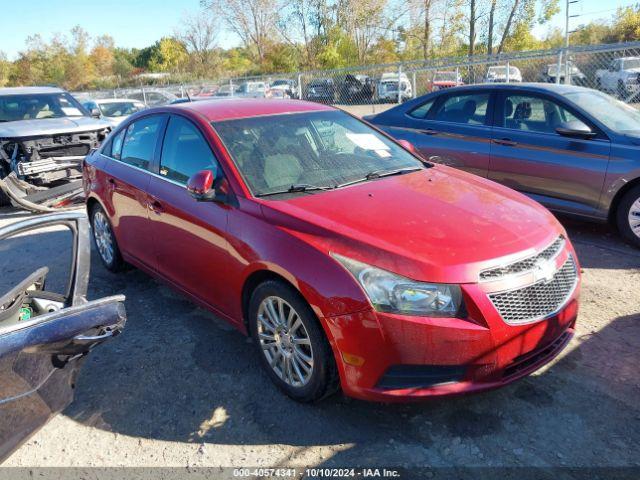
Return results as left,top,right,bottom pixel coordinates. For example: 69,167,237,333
336,167,423,188
256,183,334,197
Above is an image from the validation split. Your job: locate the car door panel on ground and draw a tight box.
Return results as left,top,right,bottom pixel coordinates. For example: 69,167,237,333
98,115,167,269
392,91,494,177
0,213,125,463
489,91,611,216
147,114,233,319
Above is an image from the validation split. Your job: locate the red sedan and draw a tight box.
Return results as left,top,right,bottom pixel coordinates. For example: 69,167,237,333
83,99,580,402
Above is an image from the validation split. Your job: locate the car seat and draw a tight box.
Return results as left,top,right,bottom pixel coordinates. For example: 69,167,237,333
512,102,532,130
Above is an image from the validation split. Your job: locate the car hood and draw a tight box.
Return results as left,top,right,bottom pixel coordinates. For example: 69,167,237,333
0,117,111,139
260,167,564,284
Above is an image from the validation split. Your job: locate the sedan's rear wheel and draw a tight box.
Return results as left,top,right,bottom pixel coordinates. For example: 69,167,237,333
90,204,125,271
248,280,338,402
616,185,640,248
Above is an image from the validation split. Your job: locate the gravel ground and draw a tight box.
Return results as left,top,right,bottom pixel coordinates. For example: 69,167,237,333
1,206,639,471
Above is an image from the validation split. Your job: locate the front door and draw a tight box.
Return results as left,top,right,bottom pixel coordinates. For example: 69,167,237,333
489,91,611,216
147,115,234,319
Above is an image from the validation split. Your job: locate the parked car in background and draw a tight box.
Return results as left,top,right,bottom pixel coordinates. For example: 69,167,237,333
84,99,580,403
270,79,297,99
236,82,271,98
485,65,522,83
0,212,126,463
596,57,640,98
128,89,177,106
214,84,238,97
377,72,413,102
337,74,375,104
303,78,336,103
540,62,587,86
82,98,146,127
0,87,111,212
430,71,464,91
365,83,640,248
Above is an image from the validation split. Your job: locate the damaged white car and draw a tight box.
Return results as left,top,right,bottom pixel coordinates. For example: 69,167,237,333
0,87,111,212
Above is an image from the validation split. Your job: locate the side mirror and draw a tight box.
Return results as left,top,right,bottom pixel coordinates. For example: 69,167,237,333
187,170,215,201
90,108,101,118
555,121,596,140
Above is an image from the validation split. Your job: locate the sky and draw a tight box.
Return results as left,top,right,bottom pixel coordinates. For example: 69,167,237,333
0,0,635,60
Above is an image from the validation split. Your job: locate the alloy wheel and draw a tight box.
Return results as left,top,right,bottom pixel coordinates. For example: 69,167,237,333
93,211,114,265
628,197,640,239
257,296,314,387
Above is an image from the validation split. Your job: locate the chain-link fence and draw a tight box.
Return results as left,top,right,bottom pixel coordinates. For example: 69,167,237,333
74,41,640,114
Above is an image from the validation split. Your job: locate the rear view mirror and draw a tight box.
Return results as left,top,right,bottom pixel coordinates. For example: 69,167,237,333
556,121,596,140
187,170,215,201
90,108,101,118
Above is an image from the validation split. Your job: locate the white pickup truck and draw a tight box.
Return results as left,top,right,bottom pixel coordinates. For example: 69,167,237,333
596,56,640,98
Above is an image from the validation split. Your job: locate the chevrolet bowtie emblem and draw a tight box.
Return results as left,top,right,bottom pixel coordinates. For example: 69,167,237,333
534,259,557,283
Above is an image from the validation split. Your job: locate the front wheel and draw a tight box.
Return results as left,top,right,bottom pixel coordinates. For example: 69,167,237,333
248,280,338,402
615,185,640,248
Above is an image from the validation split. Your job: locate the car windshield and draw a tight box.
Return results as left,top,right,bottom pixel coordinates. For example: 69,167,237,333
98,102,140,117
272,80,290,87
213,110,424,197
0,92,87,122
238,83,264,93
623,58,640,69
547,64,579,75
565,90,640,134
489,66,518,75
434,72,458,81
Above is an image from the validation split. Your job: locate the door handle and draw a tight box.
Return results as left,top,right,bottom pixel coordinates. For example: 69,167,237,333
420,128,438,135
493,138,518,147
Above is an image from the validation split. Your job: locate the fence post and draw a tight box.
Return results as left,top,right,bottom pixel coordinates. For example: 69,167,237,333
411,71,416,99
506,60,510,83
564,48,571,85
229,78,233,97
556,50,563,85
298,73,303,100
397,64,403,104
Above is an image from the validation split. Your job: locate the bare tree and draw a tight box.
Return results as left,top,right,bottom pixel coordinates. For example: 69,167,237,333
176,11,221,77
202,0,280,64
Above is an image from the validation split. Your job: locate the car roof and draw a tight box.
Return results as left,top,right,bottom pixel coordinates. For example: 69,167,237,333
93,98,142,104
442,82,588,94
172,98,334,122
0,86,65,95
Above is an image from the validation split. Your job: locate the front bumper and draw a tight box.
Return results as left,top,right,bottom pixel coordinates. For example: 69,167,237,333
323,270,580,402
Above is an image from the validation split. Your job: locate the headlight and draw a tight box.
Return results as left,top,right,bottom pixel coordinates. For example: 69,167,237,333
332,254,463,317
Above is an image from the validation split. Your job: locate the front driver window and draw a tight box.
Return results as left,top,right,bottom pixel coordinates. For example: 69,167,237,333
503,94,588,134
120,115,164,170
160,116,219,184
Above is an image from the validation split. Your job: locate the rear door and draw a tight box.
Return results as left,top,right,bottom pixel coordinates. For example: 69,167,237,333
147,114,234,317
97,114,167,269
0,213,125,462
488,90,611,216
394,90,494,177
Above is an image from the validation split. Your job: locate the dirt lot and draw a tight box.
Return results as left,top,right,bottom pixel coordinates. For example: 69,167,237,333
1,204,639,471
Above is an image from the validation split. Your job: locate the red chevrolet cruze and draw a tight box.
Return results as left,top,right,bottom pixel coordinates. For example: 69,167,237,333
83,99,580,402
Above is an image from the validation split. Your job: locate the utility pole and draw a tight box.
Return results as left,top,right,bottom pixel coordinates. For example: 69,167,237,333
564,0,579,84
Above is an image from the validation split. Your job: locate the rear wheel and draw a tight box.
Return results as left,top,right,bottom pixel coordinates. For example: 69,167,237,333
616,185,640,248
90,203,125,271
248,280,338,402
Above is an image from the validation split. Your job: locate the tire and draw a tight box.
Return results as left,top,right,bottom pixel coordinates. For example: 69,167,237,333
615,185,640,248
248,280,339,402
89,203,126,272
0,189,10,207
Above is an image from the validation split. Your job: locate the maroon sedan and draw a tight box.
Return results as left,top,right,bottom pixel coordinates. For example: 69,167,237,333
83,99,580,402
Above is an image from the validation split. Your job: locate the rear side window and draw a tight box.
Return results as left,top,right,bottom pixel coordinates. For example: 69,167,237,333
408,99,436,119
431,93,490,125
160,116,219,184
120,116,163,170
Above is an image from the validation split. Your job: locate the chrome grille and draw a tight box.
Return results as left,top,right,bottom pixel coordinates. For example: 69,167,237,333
479,236,565,282
488,255,578,325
